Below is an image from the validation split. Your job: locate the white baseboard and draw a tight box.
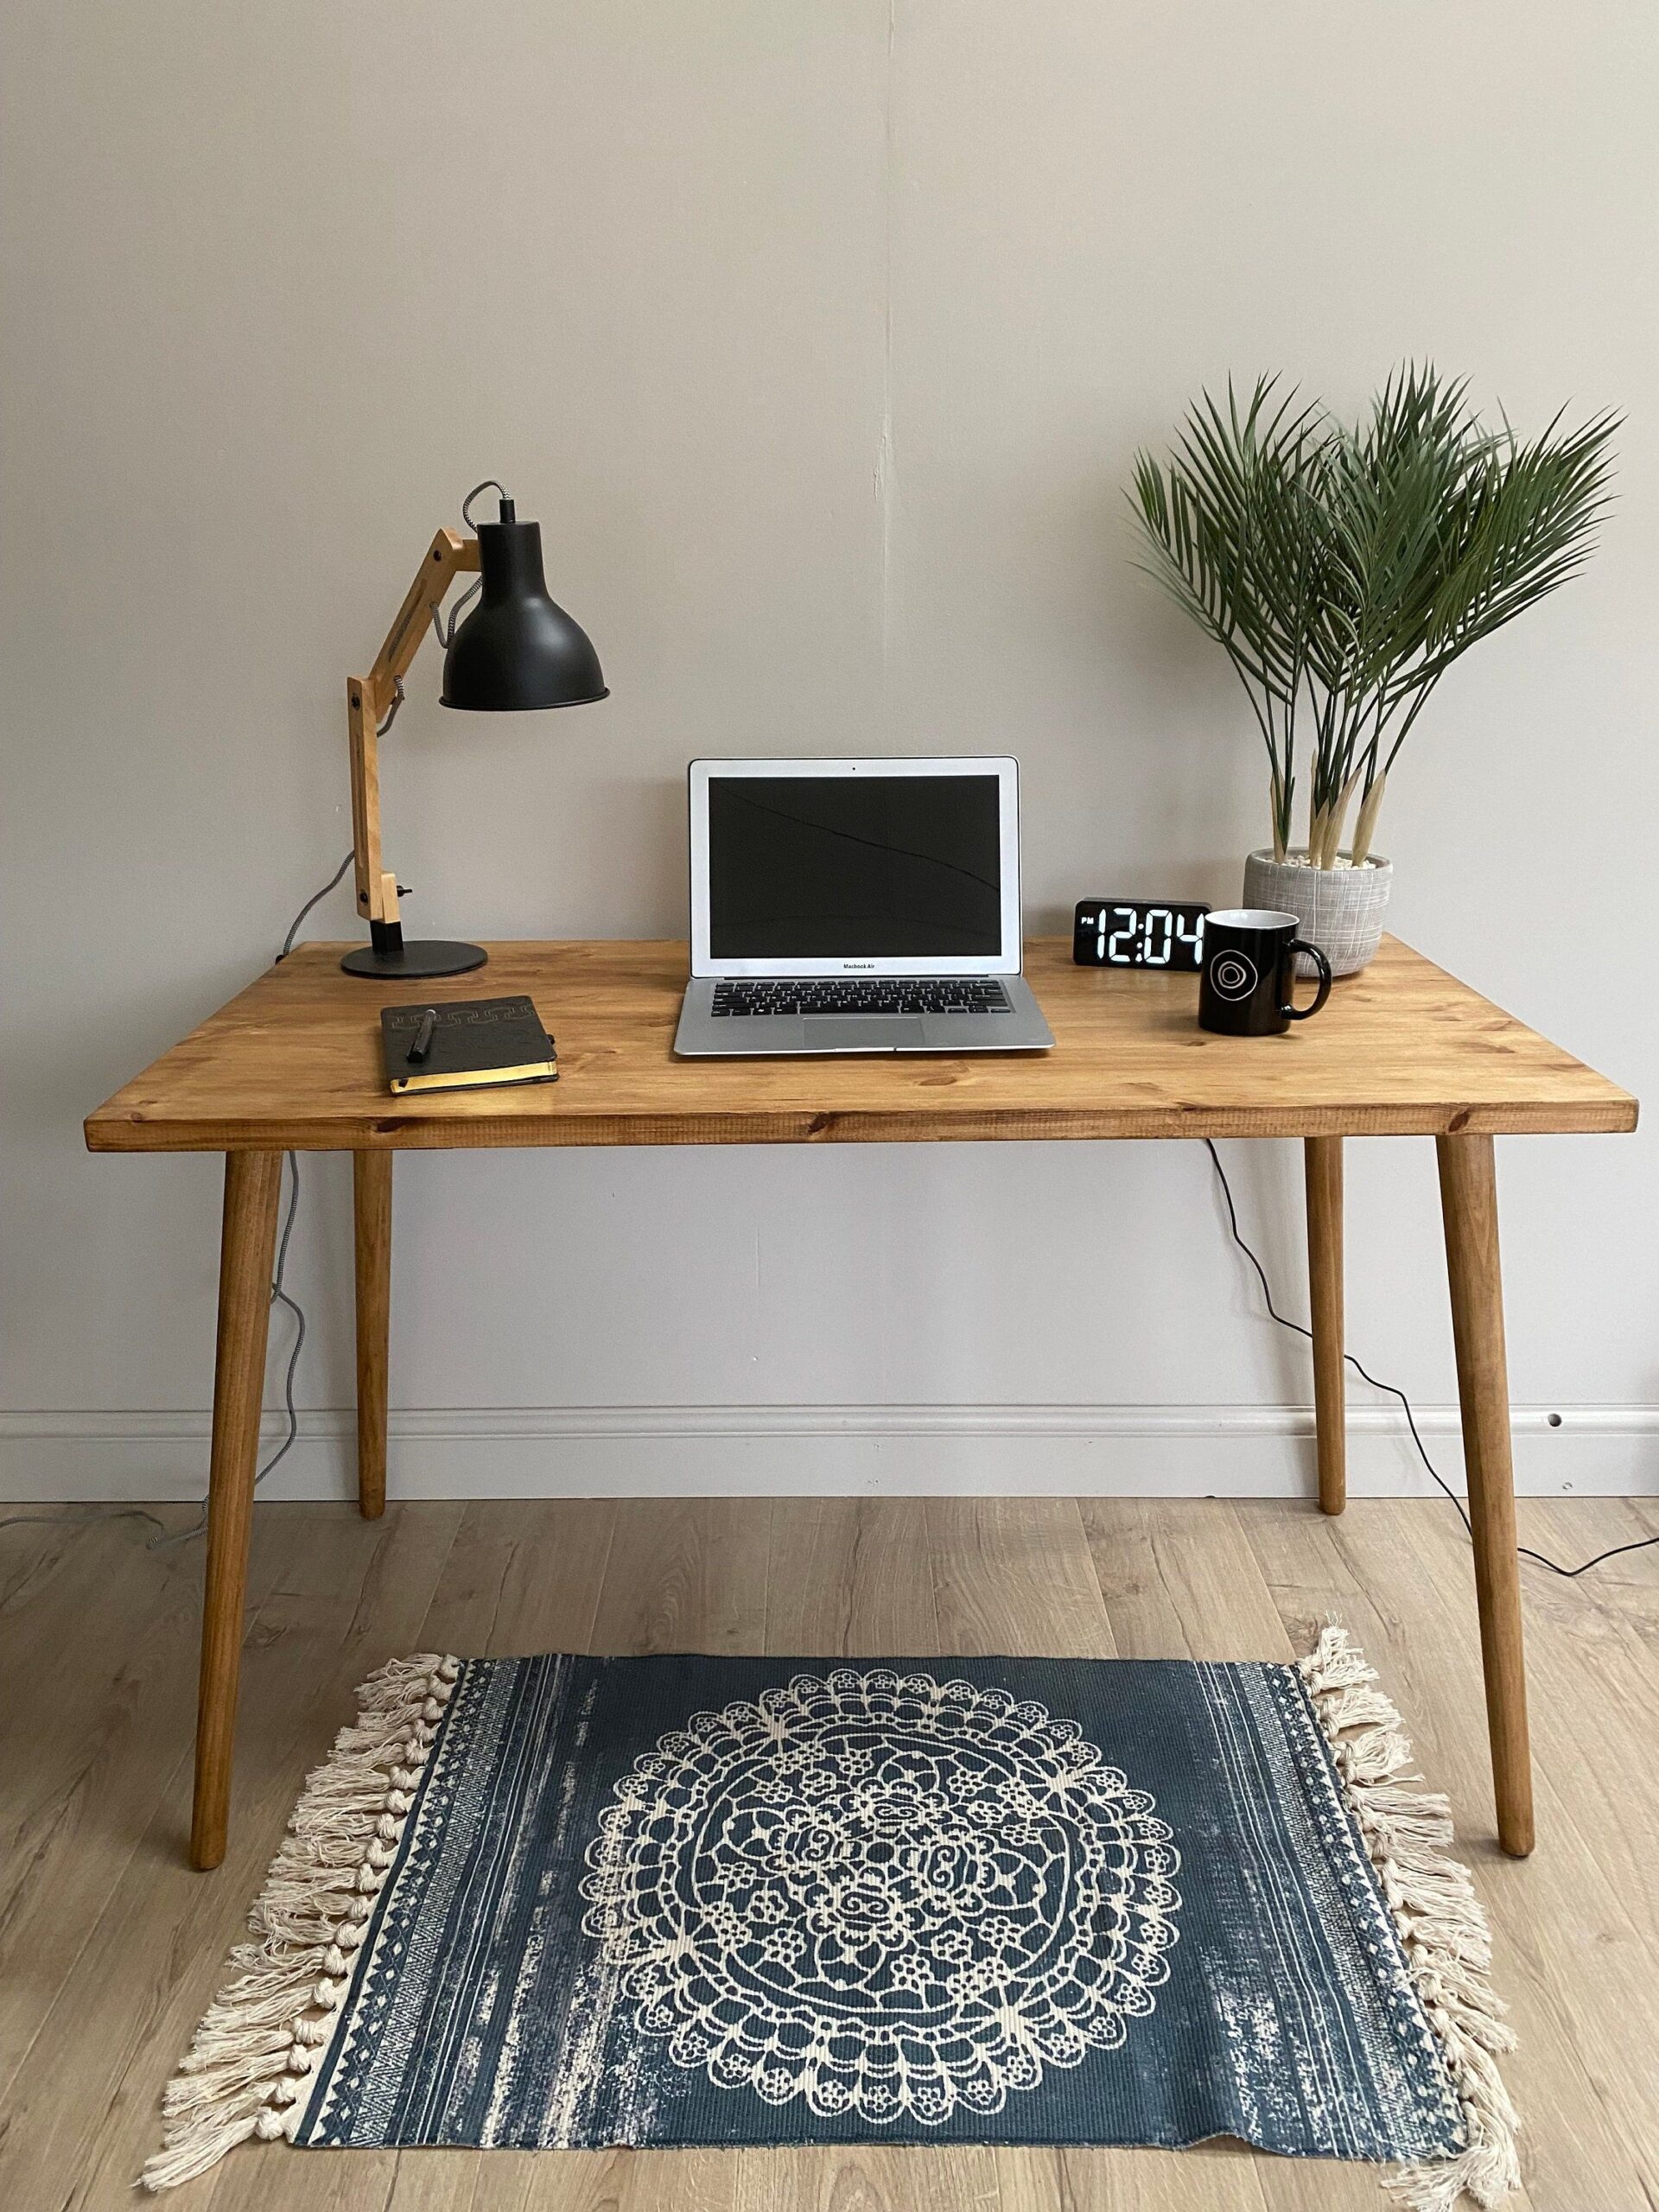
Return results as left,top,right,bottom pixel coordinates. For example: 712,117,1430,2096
1,1402,1654,1501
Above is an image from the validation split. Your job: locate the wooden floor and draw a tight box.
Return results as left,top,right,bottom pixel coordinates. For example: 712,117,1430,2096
2,1497,1656,2212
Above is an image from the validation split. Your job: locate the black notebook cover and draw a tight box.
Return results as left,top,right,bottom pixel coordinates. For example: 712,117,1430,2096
380,996,557,1096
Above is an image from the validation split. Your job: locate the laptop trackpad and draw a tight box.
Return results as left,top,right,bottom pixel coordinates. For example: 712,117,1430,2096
803,1016,926,1051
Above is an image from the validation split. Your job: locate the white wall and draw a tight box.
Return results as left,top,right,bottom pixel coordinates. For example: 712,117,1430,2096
3,1,1655,1502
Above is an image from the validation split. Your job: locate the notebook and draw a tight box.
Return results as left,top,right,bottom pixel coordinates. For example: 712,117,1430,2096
380,996,557,1096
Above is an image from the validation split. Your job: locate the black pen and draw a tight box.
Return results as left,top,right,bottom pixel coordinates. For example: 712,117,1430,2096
407,1007,438,1064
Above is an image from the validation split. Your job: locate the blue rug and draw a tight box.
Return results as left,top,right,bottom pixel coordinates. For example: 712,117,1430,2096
146,1631,1518,2208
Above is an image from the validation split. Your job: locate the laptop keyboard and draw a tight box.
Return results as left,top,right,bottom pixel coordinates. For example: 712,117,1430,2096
711,978,1013,1018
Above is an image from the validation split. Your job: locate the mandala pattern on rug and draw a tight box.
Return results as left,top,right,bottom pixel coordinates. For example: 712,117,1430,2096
579,1668,1181,2124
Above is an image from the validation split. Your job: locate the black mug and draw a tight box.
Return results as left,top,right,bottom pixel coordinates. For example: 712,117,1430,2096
1198,909,1332,1035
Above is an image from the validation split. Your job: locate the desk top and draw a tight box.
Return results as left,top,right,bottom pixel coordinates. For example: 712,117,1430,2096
85,937,1637,1153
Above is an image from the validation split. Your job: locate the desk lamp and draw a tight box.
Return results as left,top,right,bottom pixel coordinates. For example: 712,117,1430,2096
341,480,607,978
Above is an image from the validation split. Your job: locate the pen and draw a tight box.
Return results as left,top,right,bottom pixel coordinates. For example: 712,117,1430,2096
408,1007,438,1064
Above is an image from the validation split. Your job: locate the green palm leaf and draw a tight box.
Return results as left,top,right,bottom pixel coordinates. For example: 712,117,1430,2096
1128,365,1617,865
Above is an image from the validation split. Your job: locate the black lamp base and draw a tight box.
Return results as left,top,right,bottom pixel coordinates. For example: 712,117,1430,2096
340,939,488,980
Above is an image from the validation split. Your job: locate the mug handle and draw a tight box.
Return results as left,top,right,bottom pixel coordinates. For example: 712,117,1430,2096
1281,938,1332,1020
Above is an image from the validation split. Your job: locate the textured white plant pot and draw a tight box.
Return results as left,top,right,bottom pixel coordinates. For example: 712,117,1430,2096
1242,850,1393,977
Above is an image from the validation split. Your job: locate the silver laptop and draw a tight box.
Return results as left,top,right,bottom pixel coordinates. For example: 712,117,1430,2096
674,756,1054,1055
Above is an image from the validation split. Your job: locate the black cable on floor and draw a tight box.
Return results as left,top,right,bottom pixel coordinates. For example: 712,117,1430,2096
1203,1137,1658,1580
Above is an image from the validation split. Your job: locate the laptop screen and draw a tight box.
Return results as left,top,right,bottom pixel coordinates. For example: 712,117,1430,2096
705,771,1004,960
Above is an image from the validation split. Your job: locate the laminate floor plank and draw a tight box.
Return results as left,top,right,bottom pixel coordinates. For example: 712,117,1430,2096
0,1508,190,1758
1078,1499,1292,1661
0,1506,285,2106
1073,1499,1194,1656
925,1497,1114,1656
1521,1497,1659,1681
739,2143,1000,2212
590,1497,768,1655
1033,2139,1274,2211
390,2145,737,2212
410,1497,526,1660
531,2149,737,2211
764,1497,939,1656
0,1502,130,1623
381,2148,485,2212
480,1498,618,1656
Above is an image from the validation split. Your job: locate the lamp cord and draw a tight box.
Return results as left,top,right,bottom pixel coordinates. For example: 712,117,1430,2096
430,480,507,648
1,858,353,1558
461,479,507,531
431,585,480,652
1202,1138,1658,1580
374,680,405,742
282,849,353,955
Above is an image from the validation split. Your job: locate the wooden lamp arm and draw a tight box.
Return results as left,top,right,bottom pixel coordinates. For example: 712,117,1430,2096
346,529,483,948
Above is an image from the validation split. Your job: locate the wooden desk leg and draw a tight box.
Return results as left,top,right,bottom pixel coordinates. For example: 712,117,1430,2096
353,1152,392,1520
1305,1136,1345,1516
191,1150,283,1871
1437,1132,1535,1858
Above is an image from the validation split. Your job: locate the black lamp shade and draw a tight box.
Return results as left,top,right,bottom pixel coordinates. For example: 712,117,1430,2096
441,510,607,711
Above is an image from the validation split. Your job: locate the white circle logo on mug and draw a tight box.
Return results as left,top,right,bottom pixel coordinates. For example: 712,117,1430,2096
1209,952,1257,1001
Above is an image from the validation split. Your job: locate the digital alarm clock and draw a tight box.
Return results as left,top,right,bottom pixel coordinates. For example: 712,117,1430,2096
1073,900,1210,970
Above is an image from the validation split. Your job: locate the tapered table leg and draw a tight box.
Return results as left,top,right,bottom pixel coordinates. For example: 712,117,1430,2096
1305,1136,1345,1516
353,1152,392,1520
1437,1132,1534,1857
191,1150,283,1871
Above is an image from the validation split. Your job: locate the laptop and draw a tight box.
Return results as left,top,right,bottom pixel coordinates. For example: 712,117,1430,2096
674,756,1054,1055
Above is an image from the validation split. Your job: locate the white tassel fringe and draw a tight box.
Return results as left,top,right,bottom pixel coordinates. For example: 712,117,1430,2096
1300,1624,1522,2212
140,1652,461,2191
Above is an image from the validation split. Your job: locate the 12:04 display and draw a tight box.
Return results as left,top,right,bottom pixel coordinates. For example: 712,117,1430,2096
1072,900,1210,970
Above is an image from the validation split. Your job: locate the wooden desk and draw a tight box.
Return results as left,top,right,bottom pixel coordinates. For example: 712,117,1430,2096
86,937,1637,1869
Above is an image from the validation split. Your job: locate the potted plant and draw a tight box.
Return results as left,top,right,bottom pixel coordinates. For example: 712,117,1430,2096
1130,367,1617,973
